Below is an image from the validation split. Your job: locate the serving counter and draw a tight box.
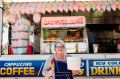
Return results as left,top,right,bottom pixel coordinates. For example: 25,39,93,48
0,54,120,79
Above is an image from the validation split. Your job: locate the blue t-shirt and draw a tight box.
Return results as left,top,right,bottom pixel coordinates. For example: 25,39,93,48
88,32,96,45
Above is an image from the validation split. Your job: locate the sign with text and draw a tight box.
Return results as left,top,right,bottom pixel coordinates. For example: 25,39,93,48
2,59,120,77
0,60,45,77
77,60,87,76
89,60,120,76
0,60,87,77
41,16,86,28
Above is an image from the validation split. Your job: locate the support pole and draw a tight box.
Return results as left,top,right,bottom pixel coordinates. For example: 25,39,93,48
0,0,3,56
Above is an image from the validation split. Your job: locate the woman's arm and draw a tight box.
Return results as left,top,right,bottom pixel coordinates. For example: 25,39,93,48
42,55,55,77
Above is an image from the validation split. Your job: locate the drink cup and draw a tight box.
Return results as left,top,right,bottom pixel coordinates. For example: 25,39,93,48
93,44,98,53
67,57,81,70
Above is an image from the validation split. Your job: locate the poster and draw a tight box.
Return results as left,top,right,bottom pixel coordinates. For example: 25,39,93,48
89,60,120,76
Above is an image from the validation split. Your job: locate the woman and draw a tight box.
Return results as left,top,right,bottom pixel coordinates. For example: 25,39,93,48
42,40,78,79
87,29,96,53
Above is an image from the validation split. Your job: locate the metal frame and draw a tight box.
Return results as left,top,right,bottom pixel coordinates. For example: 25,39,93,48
0,1,3,56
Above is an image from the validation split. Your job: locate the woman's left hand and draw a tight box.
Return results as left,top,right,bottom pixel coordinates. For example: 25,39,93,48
72,70,79,75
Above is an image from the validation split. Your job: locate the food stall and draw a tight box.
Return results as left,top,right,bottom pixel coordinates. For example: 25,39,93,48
1,0,120,79
40,16,89,54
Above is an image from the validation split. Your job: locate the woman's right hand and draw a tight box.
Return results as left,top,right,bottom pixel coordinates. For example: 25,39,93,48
47,69,55,77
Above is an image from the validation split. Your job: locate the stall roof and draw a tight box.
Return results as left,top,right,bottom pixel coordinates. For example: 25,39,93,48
3,0,115,2
3,0,120,24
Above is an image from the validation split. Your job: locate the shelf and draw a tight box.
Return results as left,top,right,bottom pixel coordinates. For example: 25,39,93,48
43,39,84,43
11,30,28,32
11,38,29,40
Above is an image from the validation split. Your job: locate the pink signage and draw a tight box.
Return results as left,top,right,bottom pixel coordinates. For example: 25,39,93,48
41,16,86,28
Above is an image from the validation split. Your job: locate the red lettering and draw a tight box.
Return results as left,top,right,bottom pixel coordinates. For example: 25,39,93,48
54,20,59,25
77,19,83,24
44,20,48,25
42,17,85,27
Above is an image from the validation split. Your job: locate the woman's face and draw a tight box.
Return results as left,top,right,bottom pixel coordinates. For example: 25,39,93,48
55,43,64,54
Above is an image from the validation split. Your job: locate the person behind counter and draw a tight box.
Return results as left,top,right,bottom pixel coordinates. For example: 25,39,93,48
42,40,78,79
87,29,96,53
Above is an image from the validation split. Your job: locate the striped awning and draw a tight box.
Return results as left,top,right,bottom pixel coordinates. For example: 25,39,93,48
7,1,119,15
3,1,120,23
3,0,116,2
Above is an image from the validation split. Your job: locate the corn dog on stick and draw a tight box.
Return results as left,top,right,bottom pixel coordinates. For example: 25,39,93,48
50,58,55,70
46,58,55,79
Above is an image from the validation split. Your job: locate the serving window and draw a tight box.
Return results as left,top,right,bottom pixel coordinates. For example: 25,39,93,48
43,28,84,43
41,27,88,54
